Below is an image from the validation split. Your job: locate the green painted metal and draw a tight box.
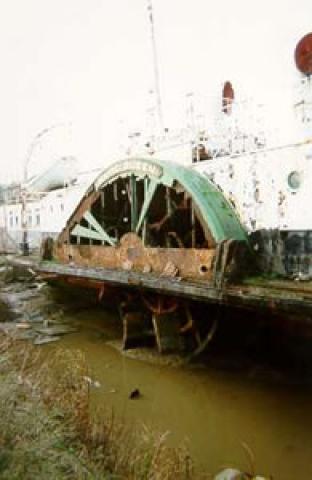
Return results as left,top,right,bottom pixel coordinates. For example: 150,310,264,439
94,157,248,244
71,225,107,242
135,178,158,234
83,211,116,246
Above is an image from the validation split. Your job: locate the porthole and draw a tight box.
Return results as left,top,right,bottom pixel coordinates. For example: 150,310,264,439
287,171,302,190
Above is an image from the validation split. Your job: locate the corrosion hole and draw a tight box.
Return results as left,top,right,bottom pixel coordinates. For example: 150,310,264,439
199,264,209,275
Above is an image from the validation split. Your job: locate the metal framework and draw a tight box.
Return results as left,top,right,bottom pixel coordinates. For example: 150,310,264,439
44,158,250,354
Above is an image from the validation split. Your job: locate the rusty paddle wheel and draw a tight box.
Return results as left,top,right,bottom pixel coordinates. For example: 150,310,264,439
45,157,248,354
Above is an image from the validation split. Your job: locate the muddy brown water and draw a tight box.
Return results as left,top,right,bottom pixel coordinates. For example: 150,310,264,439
2,280,312,479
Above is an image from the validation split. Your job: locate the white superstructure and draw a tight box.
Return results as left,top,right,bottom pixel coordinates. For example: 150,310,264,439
0,158,101,251
122,74,312,235
1,34,312,273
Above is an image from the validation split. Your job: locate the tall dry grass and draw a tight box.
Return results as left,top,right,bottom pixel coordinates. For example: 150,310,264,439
0,335,206,480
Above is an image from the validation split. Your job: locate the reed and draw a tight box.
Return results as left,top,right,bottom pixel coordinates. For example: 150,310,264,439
0,335,206,479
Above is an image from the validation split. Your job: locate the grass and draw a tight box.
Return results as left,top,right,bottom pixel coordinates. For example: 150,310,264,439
0,335,204,480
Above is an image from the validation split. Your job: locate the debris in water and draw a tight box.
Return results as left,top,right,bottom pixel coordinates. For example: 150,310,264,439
27,268,36,277
214,469,270,480
28,311,42,319
0,322,18,334
33,336,61,345
129,388,141,399
16,322,31,329
214,469,242,480
294,272,312,281
15,331,36,341
83,376,101,388
35,325,77,336
26,313,46,323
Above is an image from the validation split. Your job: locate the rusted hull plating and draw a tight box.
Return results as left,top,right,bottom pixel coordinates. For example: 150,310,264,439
55,235,215,281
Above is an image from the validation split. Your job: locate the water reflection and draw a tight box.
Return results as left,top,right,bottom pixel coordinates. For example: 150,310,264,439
2,280,312,479
57,301,312,479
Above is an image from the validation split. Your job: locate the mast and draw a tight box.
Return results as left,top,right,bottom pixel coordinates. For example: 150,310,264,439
147,0,164,132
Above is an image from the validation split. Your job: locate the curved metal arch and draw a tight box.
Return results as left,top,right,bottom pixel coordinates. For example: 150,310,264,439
92,157,248,244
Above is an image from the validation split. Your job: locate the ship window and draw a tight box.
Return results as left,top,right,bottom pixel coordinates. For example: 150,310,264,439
36,214,40,226
288,171,301,190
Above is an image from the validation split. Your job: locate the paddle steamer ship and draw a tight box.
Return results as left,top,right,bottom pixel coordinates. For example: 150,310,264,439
3,34,312,352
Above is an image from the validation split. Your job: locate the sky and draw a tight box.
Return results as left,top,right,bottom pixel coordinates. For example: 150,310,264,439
0,0,310,182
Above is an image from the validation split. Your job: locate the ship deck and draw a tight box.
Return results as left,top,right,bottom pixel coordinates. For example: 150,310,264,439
9,256,312,323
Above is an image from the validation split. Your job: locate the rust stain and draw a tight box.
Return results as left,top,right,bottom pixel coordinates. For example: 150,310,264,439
55,233,215,281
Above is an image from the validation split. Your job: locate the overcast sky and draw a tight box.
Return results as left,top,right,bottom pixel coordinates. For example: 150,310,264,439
0,0,310,181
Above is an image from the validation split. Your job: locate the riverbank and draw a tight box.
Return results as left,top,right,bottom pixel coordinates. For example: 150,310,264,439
0,333,202,479
0,259,305,479
0,261,201,478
